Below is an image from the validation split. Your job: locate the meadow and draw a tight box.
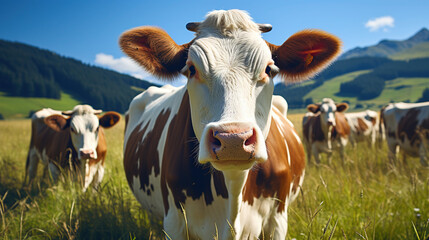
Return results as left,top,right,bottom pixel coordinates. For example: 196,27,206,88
0,114,428,239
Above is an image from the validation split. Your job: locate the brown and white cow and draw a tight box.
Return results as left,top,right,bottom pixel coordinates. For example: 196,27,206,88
302,98,350,164
381,102,429,166
345,110,379,148
24,105,121,191
120,10,341,239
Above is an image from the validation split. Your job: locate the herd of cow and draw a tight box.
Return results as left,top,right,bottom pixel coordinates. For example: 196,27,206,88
303,98,429,167
20,9,428,240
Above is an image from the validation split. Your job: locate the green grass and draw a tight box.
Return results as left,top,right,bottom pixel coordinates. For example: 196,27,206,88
391,42,429,60
1,115,428,239
0,91,80,119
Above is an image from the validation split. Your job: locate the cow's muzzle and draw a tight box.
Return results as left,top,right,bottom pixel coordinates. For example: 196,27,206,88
79,149,97,160
201,122,267,170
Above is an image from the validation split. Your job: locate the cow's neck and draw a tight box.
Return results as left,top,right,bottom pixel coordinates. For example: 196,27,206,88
222,170,249,239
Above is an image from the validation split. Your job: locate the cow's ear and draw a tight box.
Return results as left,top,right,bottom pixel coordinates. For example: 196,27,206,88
307,104,320,113
119,26,191,80
267,29,341,82
336,103,349,112
44,114,70,132
99,111,121,128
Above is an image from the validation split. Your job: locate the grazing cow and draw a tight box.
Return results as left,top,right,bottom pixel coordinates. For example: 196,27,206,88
302,98,350,164
381,102,429,166
345,110,379,148
120,10,341,239
24,105,121,191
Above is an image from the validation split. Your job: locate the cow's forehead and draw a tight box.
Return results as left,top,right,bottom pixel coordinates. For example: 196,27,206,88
320,99,337,112
70,114,99,130
189,35,271,75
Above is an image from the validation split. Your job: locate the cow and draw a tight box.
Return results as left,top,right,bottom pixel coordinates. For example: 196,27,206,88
302,98,350,164
381,102,429,166
24,105,121,191
345,110,379,148
120,9,341,239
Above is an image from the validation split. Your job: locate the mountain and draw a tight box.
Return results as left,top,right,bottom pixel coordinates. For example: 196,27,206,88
0,39,160,115
274,28,429,111
339,28,429,60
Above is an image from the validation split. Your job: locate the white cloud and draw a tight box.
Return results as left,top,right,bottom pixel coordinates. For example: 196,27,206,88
94,53,186,87
365,16,394,32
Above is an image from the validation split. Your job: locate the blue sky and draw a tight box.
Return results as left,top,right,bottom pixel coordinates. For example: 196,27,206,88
1,0,428,85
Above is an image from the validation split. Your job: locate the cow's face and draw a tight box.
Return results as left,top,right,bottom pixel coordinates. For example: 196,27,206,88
307,98,348,127
183,27,276,170
120,10,341,171
44,105,120,160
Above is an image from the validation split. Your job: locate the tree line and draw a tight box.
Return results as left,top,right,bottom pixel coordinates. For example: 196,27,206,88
0,39,159,113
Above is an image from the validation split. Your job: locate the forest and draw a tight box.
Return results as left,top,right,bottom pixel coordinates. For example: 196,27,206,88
0,39,159,113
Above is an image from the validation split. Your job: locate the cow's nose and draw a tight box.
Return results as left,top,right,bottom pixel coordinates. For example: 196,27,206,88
79,149,96,159
207,124,257,161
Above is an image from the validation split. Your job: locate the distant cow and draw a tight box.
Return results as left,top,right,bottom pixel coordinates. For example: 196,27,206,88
24,105,121,191
120,10,341,239
303,98,350,164
345,110,379,147
381,102,429,166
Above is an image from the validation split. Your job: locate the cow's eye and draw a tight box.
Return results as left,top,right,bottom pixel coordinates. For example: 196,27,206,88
265,66,271,75
265,64,279,78
189,65,196,78
70,127,76,133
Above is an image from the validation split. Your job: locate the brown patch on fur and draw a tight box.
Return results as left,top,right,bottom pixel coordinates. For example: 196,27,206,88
303,114,325,142
119,27,192,80
243,109,305,213
160,92,228,215
355,118,369,135
123,109,171,190
397,108,420,145
332,112,350,138
266,29,342,82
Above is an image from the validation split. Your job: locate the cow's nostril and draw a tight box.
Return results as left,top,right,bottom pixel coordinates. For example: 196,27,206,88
209,130,222,148
244,129,257,146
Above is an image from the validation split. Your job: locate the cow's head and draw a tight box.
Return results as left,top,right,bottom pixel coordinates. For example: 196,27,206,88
44,105,121,160
307,98,348,128
120,10,341,171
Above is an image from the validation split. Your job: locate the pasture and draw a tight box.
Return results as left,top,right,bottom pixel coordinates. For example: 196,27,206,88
0,114,428,239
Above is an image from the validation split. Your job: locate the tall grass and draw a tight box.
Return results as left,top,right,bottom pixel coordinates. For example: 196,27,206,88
0,115,428,239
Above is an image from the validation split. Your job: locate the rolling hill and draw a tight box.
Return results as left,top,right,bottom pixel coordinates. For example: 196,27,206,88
0,39,160,118
275,27,429,112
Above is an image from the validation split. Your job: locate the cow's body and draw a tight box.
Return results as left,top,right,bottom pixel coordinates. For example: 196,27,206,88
345,110,379,147
25,105,120,191
124,86,305,239
120,9,341,239
381,102,429,166
302,98,350,164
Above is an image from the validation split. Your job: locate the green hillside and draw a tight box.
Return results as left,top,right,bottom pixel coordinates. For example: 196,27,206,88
0,91,80,119
0,39,159,116
390,42,429,60
302,70,429,110
303,70,370,101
